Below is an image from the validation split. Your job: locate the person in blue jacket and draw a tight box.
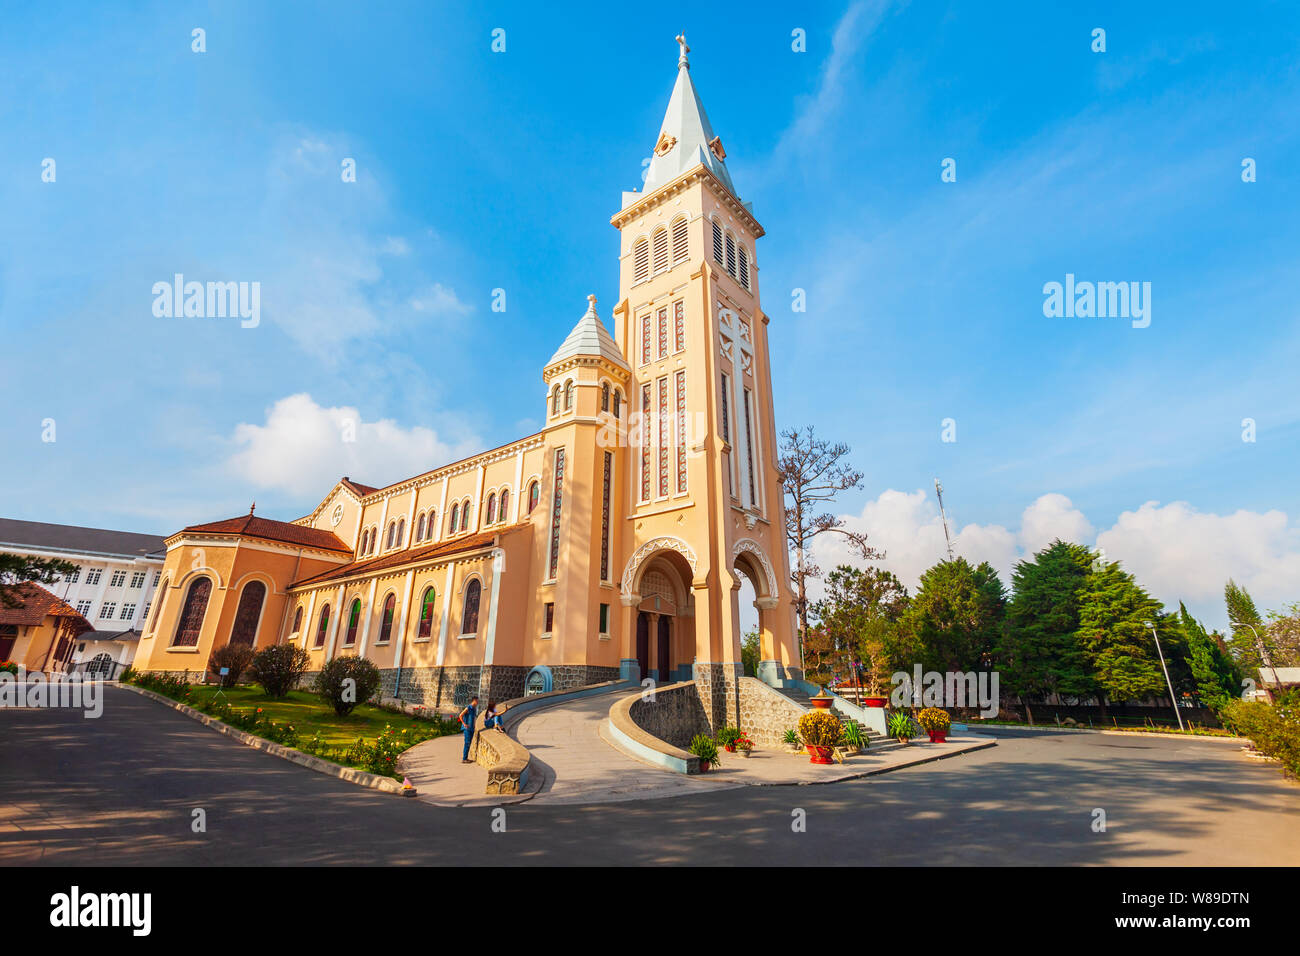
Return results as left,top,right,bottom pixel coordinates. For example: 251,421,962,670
458,695,478,763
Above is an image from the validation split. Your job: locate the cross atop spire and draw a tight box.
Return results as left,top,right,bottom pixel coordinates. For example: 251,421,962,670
676,32,690,70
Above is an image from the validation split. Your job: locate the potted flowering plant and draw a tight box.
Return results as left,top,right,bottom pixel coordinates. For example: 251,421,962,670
798,710,843,764
716,725,742,753
735,732,754,757
782,727,802,753
690,733,720,771
917,707,951,743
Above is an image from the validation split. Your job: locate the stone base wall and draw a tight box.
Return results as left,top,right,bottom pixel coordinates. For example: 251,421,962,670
628,682,712,750
692,662,744,730
372,664,623,713
735,676,808,747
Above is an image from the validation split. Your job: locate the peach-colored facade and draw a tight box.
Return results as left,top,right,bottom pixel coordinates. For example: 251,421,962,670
132,44,800,706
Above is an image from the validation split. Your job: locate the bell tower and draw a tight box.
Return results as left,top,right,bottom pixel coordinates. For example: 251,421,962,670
608,36,801,704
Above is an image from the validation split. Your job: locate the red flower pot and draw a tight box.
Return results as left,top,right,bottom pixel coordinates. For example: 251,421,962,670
862,697,888,708
809,695,834,709
699,761,710,772
806,744,834,764
724,744,736,752
928,730,947,743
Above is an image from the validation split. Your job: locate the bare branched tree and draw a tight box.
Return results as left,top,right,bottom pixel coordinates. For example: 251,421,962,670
777,426,882,672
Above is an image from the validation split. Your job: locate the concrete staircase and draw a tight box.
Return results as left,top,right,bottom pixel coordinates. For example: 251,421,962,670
773,685,890,746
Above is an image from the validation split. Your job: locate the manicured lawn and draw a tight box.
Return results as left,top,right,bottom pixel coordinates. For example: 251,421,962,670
184,685,447,749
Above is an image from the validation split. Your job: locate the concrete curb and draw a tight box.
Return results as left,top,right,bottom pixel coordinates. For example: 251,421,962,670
116,683,405,795
725,736,999,786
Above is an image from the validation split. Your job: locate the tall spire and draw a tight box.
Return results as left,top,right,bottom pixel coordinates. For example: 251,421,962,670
640,34,737,199
546,294,630,371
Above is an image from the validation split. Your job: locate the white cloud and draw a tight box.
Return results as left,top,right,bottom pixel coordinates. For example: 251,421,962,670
1097,501,1300,614
226,393,481,498
806,491,1300,630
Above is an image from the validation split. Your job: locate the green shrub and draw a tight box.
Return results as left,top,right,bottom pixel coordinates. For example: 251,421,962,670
888,710,917,740
247,644,311,698
689,733,720,766
313,656,382,716
841,719,866,748
782,727,800,747
207,642,256,687
1220,698,1300,778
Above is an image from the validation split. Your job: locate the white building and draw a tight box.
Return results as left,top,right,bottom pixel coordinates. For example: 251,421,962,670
0,518,166,674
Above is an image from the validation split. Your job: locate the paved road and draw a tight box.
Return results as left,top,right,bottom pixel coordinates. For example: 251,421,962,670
3,686,1298,865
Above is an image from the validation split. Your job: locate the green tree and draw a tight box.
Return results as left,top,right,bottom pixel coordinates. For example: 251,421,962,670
901,557,1006,674
811,564,911,694
1178,602,1243,711
0,554,78,608
1264,601,1300,669
741,628,760,678
1075,562,1173,707
997,540,1095,723
1224,579,1270,673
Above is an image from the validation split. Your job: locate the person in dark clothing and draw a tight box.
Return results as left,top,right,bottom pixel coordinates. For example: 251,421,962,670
458,695,479,763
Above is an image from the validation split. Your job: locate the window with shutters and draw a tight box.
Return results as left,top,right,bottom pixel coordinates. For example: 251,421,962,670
671,215,689,264
675,370,687,493
633,237,650,283
711,219,724,264
725,232,736,277
652,226,669,273
600,451,612,581
548,448,566,579
738,246,750,290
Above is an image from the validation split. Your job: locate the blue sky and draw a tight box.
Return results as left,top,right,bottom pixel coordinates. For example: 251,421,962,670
2,1,1298,630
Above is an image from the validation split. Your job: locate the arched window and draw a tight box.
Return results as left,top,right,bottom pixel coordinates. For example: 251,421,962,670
427,510,436,539
171,577,211,647
652,226,669,273
396,518,405,547
386,522,396,550
671,215,689,264
314,604,331,648
486,492,497,524
550,385,560,415
291,605,303,634
461,500,472,532
613,389,622,419
725,232,736,277
601,382,610,412
738,245,749,290
344,598,361,646
563,380,573,411
417,586,436,638
416,513,426,542
462,579,481,634
633,237,650,283
711,219,724,264
229,580,266,646
377,594,396,644
498,488,509,521
527,480,540,513
360,529,369,554
449,503,460,534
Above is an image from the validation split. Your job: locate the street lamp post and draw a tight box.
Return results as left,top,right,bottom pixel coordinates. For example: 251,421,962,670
1231,620,1282,697
1144,620,1185,732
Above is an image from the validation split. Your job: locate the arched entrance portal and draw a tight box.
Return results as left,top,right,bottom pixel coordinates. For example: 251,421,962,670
732,540,786,686
634,561,689,683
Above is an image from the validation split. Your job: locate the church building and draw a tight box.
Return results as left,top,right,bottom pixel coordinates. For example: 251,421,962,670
131,38,802,711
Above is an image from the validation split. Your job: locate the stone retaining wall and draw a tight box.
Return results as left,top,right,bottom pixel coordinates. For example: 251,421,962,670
735,676,808,747
627,681,712,749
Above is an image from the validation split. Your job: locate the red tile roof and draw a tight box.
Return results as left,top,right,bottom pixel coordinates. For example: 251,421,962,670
290,526,521,589
178,514,350,553
340,477,379,497
0,582,93,633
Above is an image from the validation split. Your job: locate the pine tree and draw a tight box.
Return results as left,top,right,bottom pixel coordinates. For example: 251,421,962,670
998,540,1095,722
1075,562,1169,707
1224,579,1269,672
1178,602,1243,710
902,557,1006,674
